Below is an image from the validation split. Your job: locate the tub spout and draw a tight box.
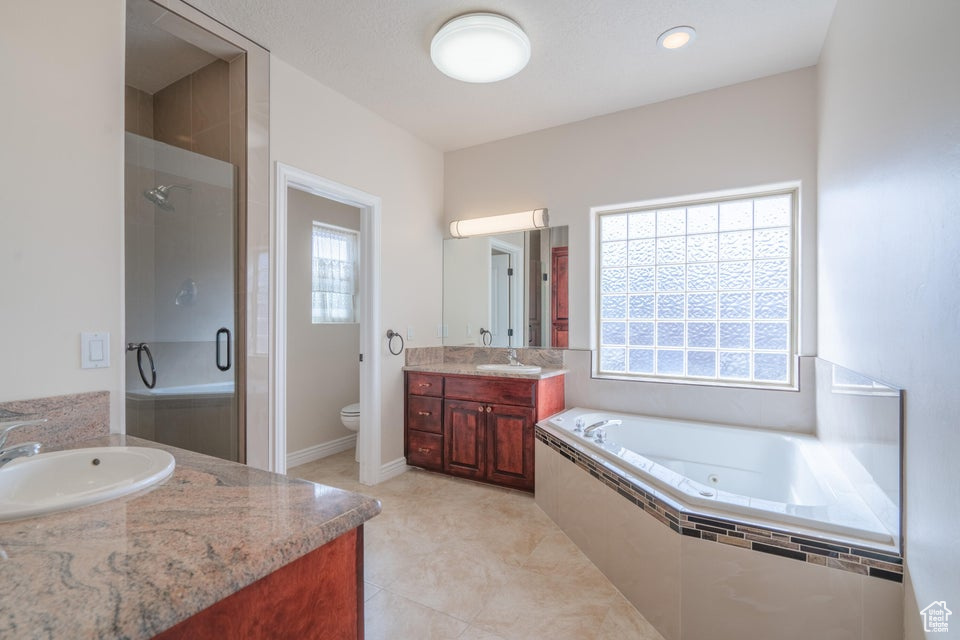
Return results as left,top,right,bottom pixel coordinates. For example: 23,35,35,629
583,418,621,437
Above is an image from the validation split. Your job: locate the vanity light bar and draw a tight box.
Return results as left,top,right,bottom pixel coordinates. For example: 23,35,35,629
449,208,549,238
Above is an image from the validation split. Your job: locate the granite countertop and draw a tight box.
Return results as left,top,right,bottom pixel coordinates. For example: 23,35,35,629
0,434,381,639
403,362,567,380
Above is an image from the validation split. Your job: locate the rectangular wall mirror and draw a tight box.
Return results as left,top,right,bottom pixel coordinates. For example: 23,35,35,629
442,226,568,348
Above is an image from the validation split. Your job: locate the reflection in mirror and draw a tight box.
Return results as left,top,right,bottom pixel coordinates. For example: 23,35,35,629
443,226,568,347
815,358,902,548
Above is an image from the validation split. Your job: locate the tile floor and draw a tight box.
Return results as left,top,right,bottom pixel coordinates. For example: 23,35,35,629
290,450,663,640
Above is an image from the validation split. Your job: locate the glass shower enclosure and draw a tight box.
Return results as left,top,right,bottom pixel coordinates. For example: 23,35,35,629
124,132,240,462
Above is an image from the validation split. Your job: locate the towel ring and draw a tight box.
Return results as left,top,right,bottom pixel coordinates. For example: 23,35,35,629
127,342,157,389
479,328,492,346
386,329,404,356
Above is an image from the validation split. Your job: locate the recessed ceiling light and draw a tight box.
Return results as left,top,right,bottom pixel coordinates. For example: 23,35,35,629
658,26,696,50
430,13,531,83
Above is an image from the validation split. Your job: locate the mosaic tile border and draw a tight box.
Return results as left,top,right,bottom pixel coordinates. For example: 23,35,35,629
536,426,903,583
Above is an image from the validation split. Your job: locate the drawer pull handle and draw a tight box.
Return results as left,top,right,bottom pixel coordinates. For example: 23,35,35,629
418,447,431,454
417,411,432,416
418,383,432,388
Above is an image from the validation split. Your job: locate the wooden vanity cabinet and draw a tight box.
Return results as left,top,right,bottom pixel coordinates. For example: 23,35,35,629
404,373,444,471
404,371,564,492
155,527,364,639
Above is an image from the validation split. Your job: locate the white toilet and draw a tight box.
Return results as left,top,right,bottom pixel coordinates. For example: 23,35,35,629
340,402,360,461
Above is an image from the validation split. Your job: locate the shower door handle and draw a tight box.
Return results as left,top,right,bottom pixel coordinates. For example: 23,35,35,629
216,328,231,371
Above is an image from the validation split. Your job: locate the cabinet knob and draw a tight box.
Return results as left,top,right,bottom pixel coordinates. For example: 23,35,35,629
486,406,492,413
478,406,484,412
417,411,432,416
418,447,431,454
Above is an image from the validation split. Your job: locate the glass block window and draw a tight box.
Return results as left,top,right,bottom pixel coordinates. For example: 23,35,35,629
312,222,358,323
596,189,796,386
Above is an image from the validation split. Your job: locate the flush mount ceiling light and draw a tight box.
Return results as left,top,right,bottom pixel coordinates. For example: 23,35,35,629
449,209,548,238
430,13,531,83
657,25,697,50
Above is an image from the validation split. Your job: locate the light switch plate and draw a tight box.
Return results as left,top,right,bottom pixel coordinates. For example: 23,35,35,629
81,332,110,369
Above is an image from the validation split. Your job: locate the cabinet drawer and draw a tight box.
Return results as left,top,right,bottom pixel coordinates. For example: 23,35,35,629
407,373,443,397
407,396,442,434
407,431,443,471
444,376,536,407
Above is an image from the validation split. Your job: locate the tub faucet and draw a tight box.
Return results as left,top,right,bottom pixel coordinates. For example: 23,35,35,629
507,349,520,366
0,419,46,469
583,419,622,438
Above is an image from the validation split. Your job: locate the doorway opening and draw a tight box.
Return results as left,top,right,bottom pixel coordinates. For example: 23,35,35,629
274,164,382,484
285,189,363,479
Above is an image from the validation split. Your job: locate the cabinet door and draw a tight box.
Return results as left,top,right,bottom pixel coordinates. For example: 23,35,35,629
485,404,536,491
443,400,486,481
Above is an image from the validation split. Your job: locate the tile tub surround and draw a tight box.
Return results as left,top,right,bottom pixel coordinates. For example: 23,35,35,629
0,391,109,448
0,435,381,638
536,439,904,640
536,427,903,580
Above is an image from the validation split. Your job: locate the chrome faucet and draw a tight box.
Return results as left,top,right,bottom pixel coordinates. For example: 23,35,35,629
583,418,622,438
0,442,41,468
0,419,46,469
507,349,520,366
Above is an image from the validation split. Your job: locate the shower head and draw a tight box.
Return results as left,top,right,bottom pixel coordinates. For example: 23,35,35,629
143,184,190,211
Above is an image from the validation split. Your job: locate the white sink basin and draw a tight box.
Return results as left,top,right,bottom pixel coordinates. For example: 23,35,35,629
476,363,542,374
0,446,175,522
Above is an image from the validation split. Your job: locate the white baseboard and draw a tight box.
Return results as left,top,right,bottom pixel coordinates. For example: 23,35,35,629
287,434,357,468
378,457,409,482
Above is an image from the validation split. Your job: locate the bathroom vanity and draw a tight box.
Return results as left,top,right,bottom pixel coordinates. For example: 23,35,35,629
404,366,565,491
0,435,380,639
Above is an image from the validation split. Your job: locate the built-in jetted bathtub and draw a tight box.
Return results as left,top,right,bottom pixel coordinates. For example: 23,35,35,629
543,407,894,548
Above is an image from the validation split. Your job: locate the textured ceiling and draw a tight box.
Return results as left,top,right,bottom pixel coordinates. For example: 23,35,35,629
183,0,836,150
127,0,243,94
127,0,216,93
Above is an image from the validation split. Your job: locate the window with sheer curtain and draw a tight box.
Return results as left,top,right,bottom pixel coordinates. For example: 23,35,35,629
311,222,358,324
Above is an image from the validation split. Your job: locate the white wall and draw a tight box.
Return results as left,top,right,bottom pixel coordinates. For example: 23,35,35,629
816,1,960,635
445,69,819,432
0,1,125,430
286,187,360,453
270,58,444,465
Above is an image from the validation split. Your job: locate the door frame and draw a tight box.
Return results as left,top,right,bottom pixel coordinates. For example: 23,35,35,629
274,163,382,484
489,237,523,348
